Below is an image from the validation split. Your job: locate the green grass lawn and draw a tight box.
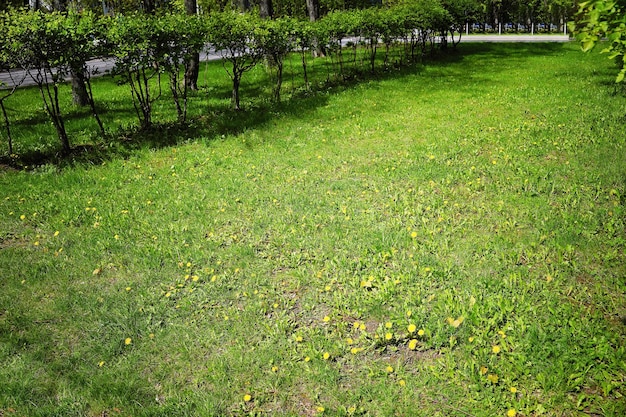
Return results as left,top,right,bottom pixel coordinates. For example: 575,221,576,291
1,42,625,416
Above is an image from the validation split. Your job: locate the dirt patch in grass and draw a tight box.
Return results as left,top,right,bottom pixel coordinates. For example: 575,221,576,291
0,232,29,250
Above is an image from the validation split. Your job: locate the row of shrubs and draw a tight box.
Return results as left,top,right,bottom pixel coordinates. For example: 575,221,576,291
0,3,461,155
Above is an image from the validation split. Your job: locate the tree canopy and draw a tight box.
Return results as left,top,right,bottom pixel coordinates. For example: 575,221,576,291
571,0,626,82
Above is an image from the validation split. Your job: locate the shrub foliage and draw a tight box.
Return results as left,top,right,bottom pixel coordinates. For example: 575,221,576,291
0,2,475,154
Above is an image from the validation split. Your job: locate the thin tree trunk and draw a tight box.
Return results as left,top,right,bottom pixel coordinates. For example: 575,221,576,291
273,60,283,102
84,76,105,135
1,100,13,156
184,0,199,91
232,74,241,110
37,69,70,154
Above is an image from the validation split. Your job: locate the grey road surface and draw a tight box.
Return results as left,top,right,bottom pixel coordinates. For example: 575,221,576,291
0,35,571,89
0,48,224,89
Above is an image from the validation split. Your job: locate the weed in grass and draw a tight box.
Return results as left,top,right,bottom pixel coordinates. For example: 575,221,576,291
0,42,625,416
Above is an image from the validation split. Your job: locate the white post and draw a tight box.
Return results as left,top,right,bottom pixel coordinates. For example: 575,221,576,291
531,22,534,35
499,22,502,35
466,22,469,36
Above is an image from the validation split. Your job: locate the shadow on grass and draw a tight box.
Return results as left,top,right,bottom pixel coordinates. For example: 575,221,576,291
0,42,600,171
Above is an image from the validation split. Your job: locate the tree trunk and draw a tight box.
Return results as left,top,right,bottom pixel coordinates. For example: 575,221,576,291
142,0,157,13
259,0,273,19
1,100,13,156
306,0,324,57
71,67,89,106
232,74,241,110
52,0,90,107
184,0,199,91
306,0,319,22
239,0,250,12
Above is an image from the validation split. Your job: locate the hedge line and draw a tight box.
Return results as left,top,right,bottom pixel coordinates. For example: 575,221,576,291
0,3,459,155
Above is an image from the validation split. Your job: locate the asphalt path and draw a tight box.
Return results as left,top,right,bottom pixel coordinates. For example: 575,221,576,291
0,34,571,89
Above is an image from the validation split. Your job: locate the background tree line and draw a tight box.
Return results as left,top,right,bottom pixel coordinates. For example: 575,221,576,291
0,0,580,29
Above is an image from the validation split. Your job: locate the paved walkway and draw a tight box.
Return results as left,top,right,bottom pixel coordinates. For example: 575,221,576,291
0,35,571,89
459,34,570,43
0,49,223,90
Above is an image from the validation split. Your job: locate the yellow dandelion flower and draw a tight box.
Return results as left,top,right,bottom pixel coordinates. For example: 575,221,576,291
408,339,418,350
492,345,501,354
410,231,418,238
125,287,131,291
271,366,279,372
359,323,366,331
498,330,507,338
350,347,363,354
98,361,105,367
346,338,354,345
323,316,331,322
447,316,464,328
385,322,393,329
509,387,517,393
385,365,394,373
348,405,357,413
192,275,199,282
407,324,417,333
353,321,360,329
53,231,59,237
295,335,303,342
124,337,132,345
406,310,412,317
468,336,475,343
323,352,330,360
304,356,311,362
506,409,516,417
487,374,499,384
480,366,488,375
316,406,325,413
417,329,425,336
243,394,252,402
385,332,393,341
